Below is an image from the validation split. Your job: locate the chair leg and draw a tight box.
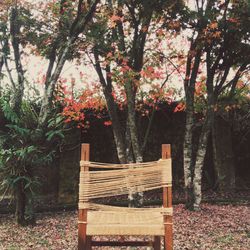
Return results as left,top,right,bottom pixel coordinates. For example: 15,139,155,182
78,224,86,250
78,209,87,250
153,236,161,250
164,223,173,250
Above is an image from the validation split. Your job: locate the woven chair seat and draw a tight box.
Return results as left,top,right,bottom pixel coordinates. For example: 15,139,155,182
78,144,173,249
86,210,166,236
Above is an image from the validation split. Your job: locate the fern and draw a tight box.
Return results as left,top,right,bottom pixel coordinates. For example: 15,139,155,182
0,99,20,124
6,124,30,137
0,94,66,199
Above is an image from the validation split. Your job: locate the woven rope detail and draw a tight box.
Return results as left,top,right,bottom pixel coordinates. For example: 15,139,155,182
79,159,172,201
78,202,173,216
80,160,159,169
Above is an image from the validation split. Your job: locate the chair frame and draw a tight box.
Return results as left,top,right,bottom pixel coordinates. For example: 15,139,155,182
78,143,173,250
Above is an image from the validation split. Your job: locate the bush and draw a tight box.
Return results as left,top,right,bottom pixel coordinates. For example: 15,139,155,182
0,94,66,225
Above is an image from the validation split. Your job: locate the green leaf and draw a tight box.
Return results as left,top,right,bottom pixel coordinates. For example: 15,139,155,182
0,100,19,124
45,130,64,141
6,124,30,137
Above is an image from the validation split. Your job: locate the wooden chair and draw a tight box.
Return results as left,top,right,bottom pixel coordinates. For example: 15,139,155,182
78,143,173,250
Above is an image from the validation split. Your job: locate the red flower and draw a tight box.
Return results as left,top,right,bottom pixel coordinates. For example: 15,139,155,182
104,120,112,126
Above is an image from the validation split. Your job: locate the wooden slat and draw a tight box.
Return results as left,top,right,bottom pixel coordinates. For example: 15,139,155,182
162,144,171,160
162,144,173,250
81,143,90,161
78,144,90,250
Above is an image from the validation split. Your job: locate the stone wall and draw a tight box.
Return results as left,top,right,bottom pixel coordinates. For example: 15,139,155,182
1,104,249,205
56,106,250,204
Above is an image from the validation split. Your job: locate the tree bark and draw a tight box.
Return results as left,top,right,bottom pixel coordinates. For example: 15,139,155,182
103,86,127,163
38,38,73,126
192,123,210,210
0,55,3,79
93,50,127,163
125,81,143,163
183,107,195,208
183,48,202,209
124,79,144,207
9,7,24,112
192,91,214,210
15,181,26,226
0,55,4,96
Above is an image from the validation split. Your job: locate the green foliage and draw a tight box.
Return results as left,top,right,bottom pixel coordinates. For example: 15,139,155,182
0,98,19,124
0,94,65,199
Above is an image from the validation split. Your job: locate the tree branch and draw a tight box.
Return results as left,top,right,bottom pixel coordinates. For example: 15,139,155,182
39,0,100,126
3,56,16,90
218,63,248,96
228,63,248,97
0,55,3,78
214,65,230,97
70,0,100,39
93,49,107,88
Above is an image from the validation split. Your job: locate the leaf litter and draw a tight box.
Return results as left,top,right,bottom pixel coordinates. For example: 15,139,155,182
0,204,249,250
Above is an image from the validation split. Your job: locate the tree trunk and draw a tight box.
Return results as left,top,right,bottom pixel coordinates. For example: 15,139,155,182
15,181,26,226
15,180,36,226
192,124,210,210
191,51,216,210
0,55,3,89
125,81,143,163
183,48,202,209
183,108,195,209
125,120,134,162
103,87,127,164
93,50,127,164
212,115,235,191
126,132,143,207
125,81,143,207
192,100,214,210
9,7,25,113
38,38,73,127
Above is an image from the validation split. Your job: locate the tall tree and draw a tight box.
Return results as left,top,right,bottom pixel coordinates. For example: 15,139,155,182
82,0,184,206
182,0,250,210
0,0,100,225
85,0,184,164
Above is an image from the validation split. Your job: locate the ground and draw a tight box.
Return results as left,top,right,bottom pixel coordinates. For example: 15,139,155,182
0,204,249,250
